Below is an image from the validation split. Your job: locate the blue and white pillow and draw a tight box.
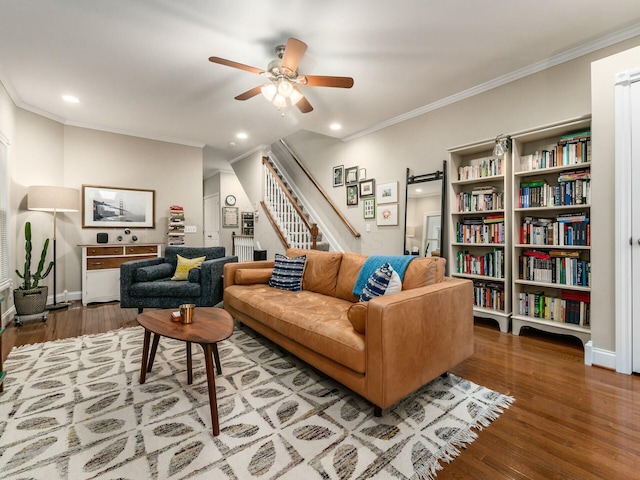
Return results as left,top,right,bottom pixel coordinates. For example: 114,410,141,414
268,253,307,291
359,263,402,302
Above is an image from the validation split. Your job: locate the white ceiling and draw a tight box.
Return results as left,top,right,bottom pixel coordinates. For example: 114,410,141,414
1,1,640,178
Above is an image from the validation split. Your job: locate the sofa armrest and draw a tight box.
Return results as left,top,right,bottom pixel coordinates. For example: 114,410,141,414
120,257,167,305
224,260,275,289
200,255,239,305
364,277,474,409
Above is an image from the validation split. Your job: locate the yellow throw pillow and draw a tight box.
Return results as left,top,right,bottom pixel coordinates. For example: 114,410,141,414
171,254,206,281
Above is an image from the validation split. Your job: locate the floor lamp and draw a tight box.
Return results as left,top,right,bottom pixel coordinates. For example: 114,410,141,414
27,185,79,310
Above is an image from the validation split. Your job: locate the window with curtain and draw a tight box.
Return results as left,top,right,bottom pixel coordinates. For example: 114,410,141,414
0,133,9,291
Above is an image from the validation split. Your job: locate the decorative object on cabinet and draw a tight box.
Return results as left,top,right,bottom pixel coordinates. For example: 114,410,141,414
333,165,344,187
13,221,53,319
27,185,79,310
80,243,161,305
345,166,358,184
346,185,358,205
82,185,155,228
376,181,399,204
168,205,185,246
359,178,375,197
222,206,239,227
363,198,375,219
510,117,591,346
448,140,511,333
377,203,398,226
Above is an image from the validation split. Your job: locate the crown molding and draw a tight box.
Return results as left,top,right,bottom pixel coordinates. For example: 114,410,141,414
343,23,640,143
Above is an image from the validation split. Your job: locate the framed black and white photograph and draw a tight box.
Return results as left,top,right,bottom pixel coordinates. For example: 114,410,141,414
376,181,399,204
359,178,375,197
333,165,344,187
222,206,239,227
346,185,359,206
345,166,358,184
82,185,155,228
363,198,375,219
376,203,398,226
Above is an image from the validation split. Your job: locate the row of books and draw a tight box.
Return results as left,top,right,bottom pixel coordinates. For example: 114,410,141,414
518,177,590,208
518,249,590,287
457,156,504,181
455,249,505,278
455,187,504,213
518,290,590,327
168,205,185,246
519,214,590,246
519,132,591,171
473,281,505,311
455,218,505,244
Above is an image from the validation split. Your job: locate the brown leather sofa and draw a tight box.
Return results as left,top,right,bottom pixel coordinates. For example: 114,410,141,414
223,248,474,414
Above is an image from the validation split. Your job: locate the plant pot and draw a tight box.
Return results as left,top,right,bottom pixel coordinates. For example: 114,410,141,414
13,286,48,316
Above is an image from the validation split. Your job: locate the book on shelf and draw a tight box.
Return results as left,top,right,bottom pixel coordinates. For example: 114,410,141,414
519,132,591,171
518,290,590,326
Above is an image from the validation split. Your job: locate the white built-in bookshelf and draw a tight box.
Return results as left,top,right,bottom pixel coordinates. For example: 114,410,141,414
510,117,591,345
448,141,512,333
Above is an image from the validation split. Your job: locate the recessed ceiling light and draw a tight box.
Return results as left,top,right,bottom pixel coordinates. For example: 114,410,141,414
415,188,423,193
62,95,80,104
330,123,342,131
236,132,248,140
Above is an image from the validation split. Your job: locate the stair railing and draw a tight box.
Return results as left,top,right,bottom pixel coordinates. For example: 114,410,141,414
262,158,318,250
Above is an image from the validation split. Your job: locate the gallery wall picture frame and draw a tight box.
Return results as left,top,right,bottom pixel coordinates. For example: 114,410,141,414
376,181,398,204
359,168,367,180
82,185,155,228
377,203,398,226
222,206,239,227
345,166,358,185
359,178,375,197
363,198,376,219
346,185,359,206
333,165,344,187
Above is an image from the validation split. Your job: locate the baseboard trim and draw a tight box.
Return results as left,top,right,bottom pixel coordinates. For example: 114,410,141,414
586,341,617,370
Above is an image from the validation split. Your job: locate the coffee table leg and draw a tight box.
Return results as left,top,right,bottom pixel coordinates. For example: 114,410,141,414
147,334,160,373
186,342,193,385
140,329,151,384
213,343,222,375
202,343,220,436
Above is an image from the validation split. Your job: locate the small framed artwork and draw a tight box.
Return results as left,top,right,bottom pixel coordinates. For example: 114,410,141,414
345,166,358,184
359,178,375,197
376,181,398,204
363,198,375,219
222,206,239,227
346,185,359,206
359,168,367,180
333,165,344,187
377,203,398,226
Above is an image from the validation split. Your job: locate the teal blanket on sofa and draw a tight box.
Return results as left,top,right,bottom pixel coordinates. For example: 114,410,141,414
352,255,415,297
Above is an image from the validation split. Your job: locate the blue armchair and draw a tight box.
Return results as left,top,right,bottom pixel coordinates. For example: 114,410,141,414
120,246,237,312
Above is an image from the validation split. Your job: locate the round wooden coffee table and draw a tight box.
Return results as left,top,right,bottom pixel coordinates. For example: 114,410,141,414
137,307,234,436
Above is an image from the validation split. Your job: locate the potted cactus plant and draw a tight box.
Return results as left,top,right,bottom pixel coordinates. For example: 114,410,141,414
13,221,54,316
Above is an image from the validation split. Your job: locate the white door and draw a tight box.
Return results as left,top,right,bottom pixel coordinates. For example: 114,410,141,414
204,194,220,247
631,79,640,373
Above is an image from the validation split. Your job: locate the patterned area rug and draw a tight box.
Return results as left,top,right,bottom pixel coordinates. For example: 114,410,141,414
0,325,513,479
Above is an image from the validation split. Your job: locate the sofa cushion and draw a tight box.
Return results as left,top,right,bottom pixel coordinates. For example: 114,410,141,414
171,254,206,281
188,267,201,283
347,302,367,333
135,262,174,282
402,256,446,290
335,252,367,302
129,280,201,298
225,284,365,373
269,253,307,291
236,268,273,285
359,263,402,302
287,248,343,297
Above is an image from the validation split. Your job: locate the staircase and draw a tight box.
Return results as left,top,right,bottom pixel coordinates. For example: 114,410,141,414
262,156,330,251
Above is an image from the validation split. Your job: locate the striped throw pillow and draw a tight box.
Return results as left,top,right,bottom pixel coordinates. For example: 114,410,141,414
359,263,400,302
268,253,307,291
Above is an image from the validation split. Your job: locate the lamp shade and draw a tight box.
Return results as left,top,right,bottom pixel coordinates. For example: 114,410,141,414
28,186,79,212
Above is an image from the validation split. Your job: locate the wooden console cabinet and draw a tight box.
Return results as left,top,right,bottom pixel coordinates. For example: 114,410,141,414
80,244,161,305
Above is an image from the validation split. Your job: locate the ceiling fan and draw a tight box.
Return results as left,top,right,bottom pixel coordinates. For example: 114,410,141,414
209,38,354,113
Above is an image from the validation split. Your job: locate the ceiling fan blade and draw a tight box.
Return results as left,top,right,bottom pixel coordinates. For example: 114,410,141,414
280,38,307,75
209,56,264,75
295,94,313,114
235,85,263,101
300,75,354,88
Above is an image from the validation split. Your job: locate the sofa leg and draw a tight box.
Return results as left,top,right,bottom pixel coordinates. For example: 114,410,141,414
374,406,383,417
138,308,143,314
440,371,448,378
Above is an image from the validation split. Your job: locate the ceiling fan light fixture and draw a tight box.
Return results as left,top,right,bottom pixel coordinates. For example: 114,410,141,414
261,84,277,102
276,77,294,98
272,93,287,108
289,89,303,105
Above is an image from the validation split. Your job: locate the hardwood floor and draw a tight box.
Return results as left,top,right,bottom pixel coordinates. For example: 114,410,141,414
2,304,639,479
